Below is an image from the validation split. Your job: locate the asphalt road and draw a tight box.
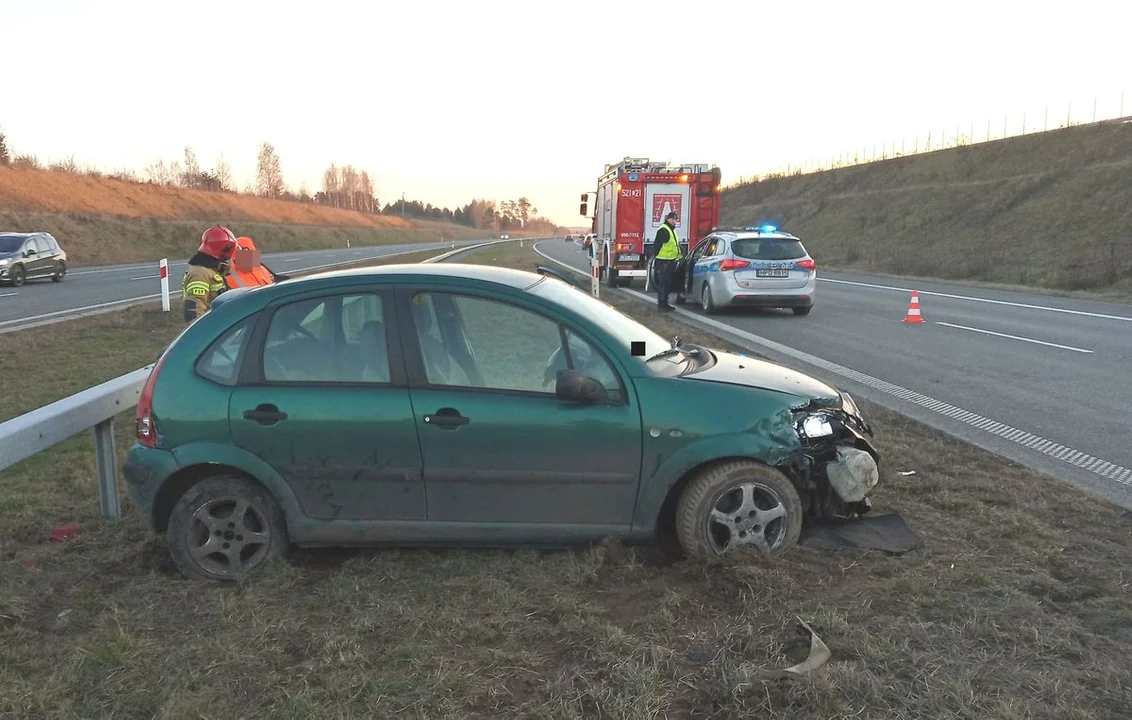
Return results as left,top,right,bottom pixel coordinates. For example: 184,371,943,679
0,241,487,332
535,239,1132,512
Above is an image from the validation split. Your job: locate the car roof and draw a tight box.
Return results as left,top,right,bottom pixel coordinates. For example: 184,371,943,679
0,232,37,239
713,230,801,241
219,262,548,304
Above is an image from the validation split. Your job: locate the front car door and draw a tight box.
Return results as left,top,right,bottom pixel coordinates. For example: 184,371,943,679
688,237,719,299
227,288,426,521
396,286,643,530
24,237,49,279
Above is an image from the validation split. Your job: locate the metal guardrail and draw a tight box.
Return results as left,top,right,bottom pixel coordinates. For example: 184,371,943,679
0,236,540,519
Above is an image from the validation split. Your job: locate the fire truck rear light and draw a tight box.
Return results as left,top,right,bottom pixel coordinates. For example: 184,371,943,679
720,259,750,271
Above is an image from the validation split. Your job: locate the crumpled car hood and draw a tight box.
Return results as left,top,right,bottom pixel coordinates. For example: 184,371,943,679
685,350,841,405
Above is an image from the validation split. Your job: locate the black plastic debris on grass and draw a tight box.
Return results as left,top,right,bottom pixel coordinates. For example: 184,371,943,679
800,513,922,554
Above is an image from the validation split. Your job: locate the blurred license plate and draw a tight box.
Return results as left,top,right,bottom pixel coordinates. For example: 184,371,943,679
619,254,640,262
756,268,789,278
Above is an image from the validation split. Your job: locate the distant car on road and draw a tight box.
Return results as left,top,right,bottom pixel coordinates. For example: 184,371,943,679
0,232,68,287
124,262,878,581
679,225,816,315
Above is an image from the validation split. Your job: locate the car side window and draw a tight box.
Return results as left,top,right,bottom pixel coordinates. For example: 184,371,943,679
693,239,714,261
263,293,390,383
411,292,561,393
196,317,254,386
562,328,625,403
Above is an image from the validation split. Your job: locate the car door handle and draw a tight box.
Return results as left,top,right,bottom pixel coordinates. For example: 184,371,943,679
423,408,469,428
243,404,288,425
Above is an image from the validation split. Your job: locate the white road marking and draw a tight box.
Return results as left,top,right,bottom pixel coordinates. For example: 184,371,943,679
286,258,302,263
936,321,1094,354
0,294,163,328
131,275,159,281
70,264,184,276
532,243,1132,490
819,277,1132,323
0,292,17,298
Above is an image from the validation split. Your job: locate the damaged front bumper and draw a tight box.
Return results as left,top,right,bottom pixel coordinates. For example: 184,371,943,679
786,392,881,520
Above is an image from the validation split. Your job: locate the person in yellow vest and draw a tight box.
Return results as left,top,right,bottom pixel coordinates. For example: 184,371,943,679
182,225,237,323
650,211,685,311
224,235,290,290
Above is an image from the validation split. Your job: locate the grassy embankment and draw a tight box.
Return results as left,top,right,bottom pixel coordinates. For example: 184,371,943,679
0,166,535,267
721,118,1132,300
0,242,1129,718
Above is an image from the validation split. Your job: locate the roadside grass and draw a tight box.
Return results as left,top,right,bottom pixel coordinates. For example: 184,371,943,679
1,242,1130,717
0,209,496,268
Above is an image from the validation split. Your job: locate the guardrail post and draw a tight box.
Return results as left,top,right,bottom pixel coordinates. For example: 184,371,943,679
93,418,121,519
159,258,170,313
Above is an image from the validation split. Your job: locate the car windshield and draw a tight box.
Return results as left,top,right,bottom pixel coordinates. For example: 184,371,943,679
528,277,687,374
0,236,26,253
732,237,806,261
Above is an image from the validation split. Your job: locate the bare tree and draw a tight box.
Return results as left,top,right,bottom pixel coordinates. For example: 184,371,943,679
359,170,375,213
0,131,9,166
255,141,285,198
341,165,359,210
181,146,201,188
215,154,233,191
322,163,340,207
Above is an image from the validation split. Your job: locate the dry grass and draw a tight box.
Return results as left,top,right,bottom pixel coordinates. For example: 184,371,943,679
0,167,540,267
2,243,1131,718
721,119,1132,298
0,166,410,228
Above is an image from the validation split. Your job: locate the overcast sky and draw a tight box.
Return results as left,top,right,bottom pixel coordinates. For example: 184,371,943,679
4,0,1130,226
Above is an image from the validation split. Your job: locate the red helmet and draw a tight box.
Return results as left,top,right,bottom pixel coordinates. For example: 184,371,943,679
198,225,237,260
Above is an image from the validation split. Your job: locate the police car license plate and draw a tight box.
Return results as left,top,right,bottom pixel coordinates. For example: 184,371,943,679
756,268,790,278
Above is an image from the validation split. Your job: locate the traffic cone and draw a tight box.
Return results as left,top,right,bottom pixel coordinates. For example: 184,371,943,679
903,290,924,323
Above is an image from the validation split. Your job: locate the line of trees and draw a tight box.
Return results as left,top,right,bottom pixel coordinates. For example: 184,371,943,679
0,129,561,232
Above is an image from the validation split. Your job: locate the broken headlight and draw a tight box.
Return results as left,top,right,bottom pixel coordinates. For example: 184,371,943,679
799,414,834,440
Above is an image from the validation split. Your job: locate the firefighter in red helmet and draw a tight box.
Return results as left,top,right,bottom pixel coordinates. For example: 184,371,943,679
182,225,237,323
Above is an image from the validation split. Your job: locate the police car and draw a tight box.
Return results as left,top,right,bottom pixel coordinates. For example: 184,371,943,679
678,225,816,316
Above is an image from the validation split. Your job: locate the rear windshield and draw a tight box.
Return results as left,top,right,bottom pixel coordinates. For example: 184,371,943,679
0,236,26,253
731,238,806,261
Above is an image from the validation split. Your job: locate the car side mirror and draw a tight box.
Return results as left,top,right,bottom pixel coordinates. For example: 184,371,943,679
555,370,607,404
25,248,36,257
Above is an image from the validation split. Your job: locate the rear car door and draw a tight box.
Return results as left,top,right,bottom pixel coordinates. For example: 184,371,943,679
398,286,644,527
228,289,426,521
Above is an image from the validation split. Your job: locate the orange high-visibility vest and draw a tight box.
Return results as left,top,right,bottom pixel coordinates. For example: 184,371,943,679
225,266,273,289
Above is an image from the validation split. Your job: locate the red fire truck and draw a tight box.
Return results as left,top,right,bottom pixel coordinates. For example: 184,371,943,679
579,157,722,289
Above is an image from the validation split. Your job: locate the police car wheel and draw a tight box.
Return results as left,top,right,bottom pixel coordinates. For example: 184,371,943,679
701,284,717,315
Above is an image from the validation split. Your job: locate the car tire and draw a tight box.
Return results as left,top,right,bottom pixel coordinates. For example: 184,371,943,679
675,460,803,559
792,305,812,316
10,265,25,287
166,475,289,582
701,284,717,315
52,262,66,282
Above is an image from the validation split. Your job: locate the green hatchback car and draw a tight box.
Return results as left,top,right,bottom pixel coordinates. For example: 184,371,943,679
123,263,881,581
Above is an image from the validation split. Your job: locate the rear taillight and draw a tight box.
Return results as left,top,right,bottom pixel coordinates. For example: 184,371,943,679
796,259,816,271
720,258,750,271
136,352,169,448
